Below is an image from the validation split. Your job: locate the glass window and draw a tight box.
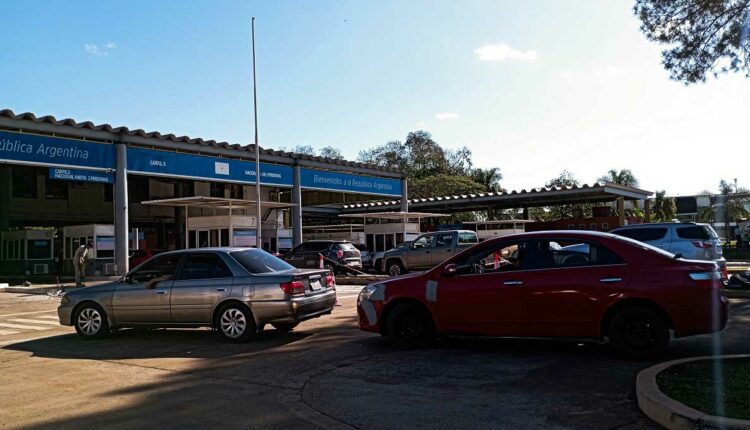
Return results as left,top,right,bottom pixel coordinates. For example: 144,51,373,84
452,241,527,276
230,249,295,274
335,243,357,251
528,239,624,270
209,182,225,198
613,227,668,242
228,184,243,199
676,226,711,240
174,180,194,198
27,240,52,259
178,254,232,280
376,234,385,252
385,234,394,251
12,166,38,198
103,183,113,202
45,177,68,200
411,235,433,249
458,232,478,244
128,254,182,283
129,176,149,202
296,242,331,253
434,233,454,248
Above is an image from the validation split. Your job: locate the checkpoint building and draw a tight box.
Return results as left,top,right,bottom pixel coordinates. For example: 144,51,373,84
0,109,407,277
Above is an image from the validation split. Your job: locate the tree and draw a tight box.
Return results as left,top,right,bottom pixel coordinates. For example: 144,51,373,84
545,170,580,188
635,0,750,84
697,189,716,222
471,167,504,193
652,190,677,221
409,174,485,199
541,171,588,220
318,146,344,160
598,168,639,187
718,179,750,240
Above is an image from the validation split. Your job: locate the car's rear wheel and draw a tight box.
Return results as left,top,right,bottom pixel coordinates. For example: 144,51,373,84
216,304,256,343
387,260,405,277
74,303,110,340
271,322,299,333
608,307,669,359
386,303,435,348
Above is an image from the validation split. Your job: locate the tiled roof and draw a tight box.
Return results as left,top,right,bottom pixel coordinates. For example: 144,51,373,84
0,109,400,173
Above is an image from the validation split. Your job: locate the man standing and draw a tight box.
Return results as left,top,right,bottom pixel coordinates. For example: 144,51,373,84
73,241,94,287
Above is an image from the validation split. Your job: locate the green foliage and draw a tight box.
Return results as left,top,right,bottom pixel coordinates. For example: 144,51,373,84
545,170,580,188
652,190,677,221
409,174,486,199
598,168,639,187
540,171,592,220
635,0,750,84
318,146,344,160
470,167,504,193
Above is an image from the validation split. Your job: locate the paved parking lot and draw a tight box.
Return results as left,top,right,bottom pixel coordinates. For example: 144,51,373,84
1,289,748,430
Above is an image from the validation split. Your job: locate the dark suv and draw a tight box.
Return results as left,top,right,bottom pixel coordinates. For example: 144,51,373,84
283,240,362,273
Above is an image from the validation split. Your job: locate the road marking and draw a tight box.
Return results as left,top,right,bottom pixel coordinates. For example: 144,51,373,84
9,318,60,326
36,315,60,320
0,310,58,318
0,322,49,331
0,329,20,336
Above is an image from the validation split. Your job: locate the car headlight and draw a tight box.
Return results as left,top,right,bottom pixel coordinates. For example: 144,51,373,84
358,283,386,304
60,293,70,305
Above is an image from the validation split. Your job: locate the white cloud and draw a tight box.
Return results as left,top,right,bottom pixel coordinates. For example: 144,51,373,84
84,42,117,56
474,43,538,62
435,112,460,121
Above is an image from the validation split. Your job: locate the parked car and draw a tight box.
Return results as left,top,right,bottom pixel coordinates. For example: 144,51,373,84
358,231,728,358
129,248,164,268
610,222,727,279
355,244,373,270
59,248,337,342
283,240,362,273
380,230,478,276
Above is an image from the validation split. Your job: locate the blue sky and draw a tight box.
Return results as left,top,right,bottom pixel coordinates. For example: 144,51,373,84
1,0,748,196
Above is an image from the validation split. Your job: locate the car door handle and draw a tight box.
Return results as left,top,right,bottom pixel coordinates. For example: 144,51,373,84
503,281,523,286
600,277,622,283
216,288,227,292
155,290,167,295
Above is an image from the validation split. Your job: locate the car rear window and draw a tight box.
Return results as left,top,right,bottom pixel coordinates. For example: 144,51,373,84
335,243,357,251
297,242,331,253
458,232,478,244
676,226,712,240
613,227,667,242
230,249,295,274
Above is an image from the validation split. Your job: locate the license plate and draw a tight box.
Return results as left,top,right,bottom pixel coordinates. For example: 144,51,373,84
310,280,322,290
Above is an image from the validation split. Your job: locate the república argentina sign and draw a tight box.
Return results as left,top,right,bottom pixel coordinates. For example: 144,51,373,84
0,130,114,170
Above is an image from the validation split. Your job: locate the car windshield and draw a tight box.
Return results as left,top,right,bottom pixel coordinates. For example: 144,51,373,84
230,249,296,274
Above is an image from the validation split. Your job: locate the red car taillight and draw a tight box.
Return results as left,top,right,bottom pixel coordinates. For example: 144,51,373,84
691,241,713,249
689,271,723,289
326,272,335,289
280,280,305,296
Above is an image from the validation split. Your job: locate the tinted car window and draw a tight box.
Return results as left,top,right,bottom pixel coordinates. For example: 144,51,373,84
412,235,433,249
613,227,667,242
458,232,478,244
452,241,527,276
298,242,331,253
230,249,295,274
178,254,232,280
529,239,623,269
129,254,182,283
676,226,711,240
434,233,454,248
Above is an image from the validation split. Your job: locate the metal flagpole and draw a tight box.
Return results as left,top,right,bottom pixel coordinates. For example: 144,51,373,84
252,17,263,249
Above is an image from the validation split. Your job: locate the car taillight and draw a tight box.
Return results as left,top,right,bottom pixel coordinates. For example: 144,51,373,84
691,241,713,249
336,250,344,259
280,280,305,296
326,272,335,289
689,271,723,289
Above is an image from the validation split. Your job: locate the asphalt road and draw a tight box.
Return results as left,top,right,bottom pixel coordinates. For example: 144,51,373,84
1,287,748,430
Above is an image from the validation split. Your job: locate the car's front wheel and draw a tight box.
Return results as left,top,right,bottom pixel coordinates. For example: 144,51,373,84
74,303,110,340
387,260,405,277
386,303,435,348
216,304,257,343
608,307,669,359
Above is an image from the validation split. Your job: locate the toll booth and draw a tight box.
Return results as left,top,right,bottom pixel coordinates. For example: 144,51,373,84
0,229,56,276
63,224,123,276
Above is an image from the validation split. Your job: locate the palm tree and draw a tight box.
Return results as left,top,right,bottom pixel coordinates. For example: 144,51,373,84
598,168,639,187
651,190,676,222
471,168,503,193
718,179,750,241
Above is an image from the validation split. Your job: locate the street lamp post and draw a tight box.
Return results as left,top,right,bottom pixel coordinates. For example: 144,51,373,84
251,17,262,249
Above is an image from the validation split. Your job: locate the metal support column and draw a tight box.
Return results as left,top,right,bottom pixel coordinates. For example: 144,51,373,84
617,197,625,227
400,177,408,213
644,199,652,223
292,164,303,246
114,141,129,275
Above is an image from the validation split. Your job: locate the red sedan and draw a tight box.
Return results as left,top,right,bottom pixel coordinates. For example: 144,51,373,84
357,231,728,358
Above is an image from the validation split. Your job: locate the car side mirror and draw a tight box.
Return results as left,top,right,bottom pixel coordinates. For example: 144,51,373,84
443,264,457,277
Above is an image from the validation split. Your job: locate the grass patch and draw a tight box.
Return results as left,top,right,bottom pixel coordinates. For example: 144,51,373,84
657,358,750,420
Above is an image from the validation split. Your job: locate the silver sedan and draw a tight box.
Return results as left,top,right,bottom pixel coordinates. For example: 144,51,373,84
58,248,337,342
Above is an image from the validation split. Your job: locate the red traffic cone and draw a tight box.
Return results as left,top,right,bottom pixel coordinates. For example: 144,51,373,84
319,254,325,269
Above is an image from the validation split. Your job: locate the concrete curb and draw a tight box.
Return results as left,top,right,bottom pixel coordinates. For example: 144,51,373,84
636,354,750,430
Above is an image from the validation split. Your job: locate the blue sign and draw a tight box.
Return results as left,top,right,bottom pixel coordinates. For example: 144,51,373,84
300,168,401,196
0,130,114,170
127,147,293,186
49,168,113,183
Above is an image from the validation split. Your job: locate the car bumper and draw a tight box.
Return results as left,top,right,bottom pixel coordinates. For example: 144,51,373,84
251,290,337,324
673,291,728,337
357,299,384,333
58,304,75,326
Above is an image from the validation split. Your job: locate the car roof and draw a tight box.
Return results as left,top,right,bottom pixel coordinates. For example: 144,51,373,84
155,247,260,257
429,230,476,234
611,222,698,229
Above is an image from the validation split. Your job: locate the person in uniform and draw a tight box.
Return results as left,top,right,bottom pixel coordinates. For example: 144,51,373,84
73,241,94,287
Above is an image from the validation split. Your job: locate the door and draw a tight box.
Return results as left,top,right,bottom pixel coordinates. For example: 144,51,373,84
431,232,456,265
112,253,183,323
523,238,631,338
436,240,529,336
170,253,233,323
198,230,209,248
407,234,434,269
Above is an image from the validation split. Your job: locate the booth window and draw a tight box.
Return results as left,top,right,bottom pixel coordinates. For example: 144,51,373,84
12,166,38,198
210,182,225,198
229,184,243,199
27,240,52,260
45,177,69,200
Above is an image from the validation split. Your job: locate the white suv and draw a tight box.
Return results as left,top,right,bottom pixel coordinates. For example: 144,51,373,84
610,222,726,278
